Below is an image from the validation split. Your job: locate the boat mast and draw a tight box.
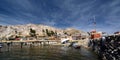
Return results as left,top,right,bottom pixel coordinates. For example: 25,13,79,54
93,16,96,31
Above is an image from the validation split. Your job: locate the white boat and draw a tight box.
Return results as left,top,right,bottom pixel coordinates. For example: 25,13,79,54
0,43,3,48
69,42,81,49
61,39,69,44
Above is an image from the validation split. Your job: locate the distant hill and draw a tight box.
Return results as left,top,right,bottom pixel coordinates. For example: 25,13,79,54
0,24,88,38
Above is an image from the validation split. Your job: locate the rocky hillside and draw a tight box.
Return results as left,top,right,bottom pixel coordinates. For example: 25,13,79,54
0,24,88,38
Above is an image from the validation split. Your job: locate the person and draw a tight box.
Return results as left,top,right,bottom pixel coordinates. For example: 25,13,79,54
92,39,96,51
88,39,92,47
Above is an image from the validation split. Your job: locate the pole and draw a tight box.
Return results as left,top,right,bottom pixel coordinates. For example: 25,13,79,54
93,16,96,31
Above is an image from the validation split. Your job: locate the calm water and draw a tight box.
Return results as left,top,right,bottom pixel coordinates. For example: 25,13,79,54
0,45,98,60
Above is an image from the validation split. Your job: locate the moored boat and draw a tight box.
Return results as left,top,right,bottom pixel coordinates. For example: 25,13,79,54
69,42,81,49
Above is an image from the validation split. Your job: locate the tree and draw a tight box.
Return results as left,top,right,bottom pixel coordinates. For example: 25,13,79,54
64,32,68,35
42,29,45,36
29,28,36,37
42,29,45,33
46,29,50,36
50,31,55,36
45,29,56,36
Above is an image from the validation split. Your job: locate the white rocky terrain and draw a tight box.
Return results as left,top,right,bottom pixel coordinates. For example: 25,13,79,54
0,24,88,38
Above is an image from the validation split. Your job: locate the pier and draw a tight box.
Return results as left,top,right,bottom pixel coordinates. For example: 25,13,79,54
0,40,60,45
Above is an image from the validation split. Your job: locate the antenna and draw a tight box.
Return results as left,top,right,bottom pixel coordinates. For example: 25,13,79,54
93,16,96,31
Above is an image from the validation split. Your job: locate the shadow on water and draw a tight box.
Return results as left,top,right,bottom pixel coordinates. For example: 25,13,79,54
0,45,99,60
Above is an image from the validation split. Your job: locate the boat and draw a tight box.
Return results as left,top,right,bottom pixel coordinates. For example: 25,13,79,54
61,39,69,44
69,42,81,49
0,43,3,48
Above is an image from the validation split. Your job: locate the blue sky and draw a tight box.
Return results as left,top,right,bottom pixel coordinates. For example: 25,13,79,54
0,0,120,33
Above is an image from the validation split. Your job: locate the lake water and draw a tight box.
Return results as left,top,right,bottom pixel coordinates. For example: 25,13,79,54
0,45,98,60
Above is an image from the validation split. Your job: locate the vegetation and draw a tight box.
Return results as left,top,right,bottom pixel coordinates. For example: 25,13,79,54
29,28,36,37
64,32,68,35
45,29,56,36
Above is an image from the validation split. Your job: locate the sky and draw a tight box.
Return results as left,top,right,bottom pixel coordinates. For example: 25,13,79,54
0,0,120,33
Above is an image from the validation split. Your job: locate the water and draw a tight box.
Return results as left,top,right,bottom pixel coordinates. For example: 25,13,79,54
0,45,98,60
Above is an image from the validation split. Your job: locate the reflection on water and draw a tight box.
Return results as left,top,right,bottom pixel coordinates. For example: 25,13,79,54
0,45,98,60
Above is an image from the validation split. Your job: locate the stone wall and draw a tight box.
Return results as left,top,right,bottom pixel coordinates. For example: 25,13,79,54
88,35,120,60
